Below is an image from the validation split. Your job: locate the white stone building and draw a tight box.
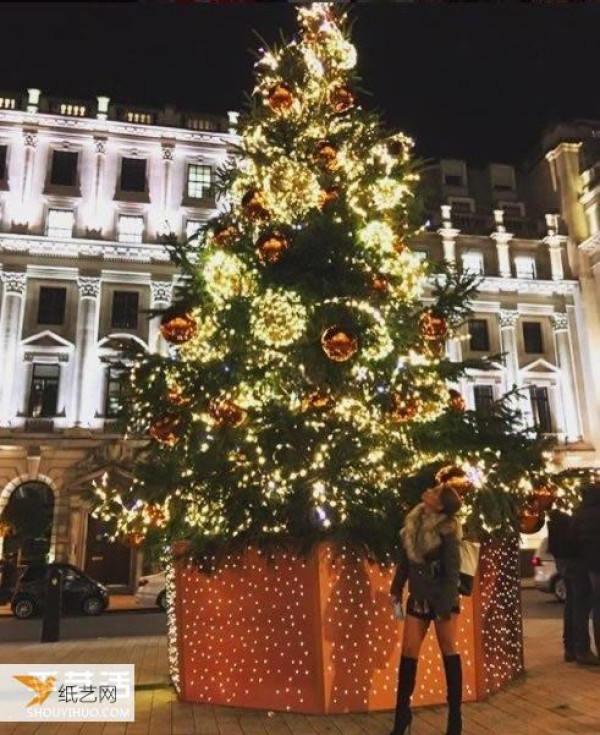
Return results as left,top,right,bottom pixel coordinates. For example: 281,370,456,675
0,89,232,588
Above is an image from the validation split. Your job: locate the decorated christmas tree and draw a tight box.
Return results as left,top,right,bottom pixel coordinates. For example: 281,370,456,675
93,3,572,564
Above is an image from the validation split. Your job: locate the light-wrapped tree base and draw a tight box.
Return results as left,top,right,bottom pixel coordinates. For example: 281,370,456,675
168,539,522,713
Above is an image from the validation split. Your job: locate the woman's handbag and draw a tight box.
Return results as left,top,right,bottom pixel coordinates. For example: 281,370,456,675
458,540,480,596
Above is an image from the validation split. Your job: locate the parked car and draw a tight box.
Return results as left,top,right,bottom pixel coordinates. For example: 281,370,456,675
136,571,167,611
532,537,566,602
11,563,109,619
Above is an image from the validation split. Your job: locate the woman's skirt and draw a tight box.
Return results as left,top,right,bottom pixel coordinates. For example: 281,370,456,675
406,594,460,621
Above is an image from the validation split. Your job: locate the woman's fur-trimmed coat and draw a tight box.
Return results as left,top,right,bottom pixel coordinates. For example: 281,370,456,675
390,503,462,619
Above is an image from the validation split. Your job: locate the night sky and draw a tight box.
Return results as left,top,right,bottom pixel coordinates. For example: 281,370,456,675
1,3,599,163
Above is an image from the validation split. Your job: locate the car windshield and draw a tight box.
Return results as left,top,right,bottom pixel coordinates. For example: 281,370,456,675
20,565,47,583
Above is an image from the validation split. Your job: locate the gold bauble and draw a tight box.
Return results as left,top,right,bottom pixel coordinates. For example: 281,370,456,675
315,140,338,171
242,189,270,221
532,485,556,513
371,274,388,295
448,389,466,412
149,416,182,447
147,504,166,527
122,532,145,548
212,224,238,248
209,399,247,429
321,326,358,362
329,85,355,114
167,385,191,407
268,84,294,114
435,465,474,496
519,507,545,535
419,310,448,341
160,308,197,345
256,231,289,265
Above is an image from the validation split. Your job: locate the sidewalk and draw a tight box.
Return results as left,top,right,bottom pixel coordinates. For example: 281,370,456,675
1,616,599,735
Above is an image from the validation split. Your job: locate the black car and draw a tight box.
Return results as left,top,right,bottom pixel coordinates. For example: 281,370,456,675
11,563,109,619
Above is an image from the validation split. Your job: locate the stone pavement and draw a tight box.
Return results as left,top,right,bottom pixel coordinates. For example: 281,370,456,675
1,615,599,735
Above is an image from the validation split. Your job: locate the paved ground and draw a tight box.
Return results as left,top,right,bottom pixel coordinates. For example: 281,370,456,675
0,591,598,735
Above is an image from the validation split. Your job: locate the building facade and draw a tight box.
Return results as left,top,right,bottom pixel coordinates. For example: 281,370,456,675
0,89,231,587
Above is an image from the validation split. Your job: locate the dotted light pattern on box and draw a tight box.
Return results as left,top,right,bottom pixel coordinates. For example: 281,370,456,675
166,542,521,714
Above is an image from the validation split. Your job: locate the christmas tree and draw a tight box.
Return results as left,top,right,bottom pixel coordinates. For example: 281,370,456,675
93,4,572,563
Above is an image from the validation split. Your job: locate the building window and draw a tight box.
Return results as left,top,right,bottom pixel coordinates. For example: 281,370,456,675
502,202,525,219
461,251,485,275
412,249,428,262
473,385,495,413
491,164,516,192
441,160,467,188
119,158,147,193
515,255,536,280
49,150,78,187
117,214,143,244
523,322,543,354
46,208,74,239
187,164,213,199
0,144,7,180
111,291,139,330
105,367,126,418
186,219,202,245
468,319,490,352
529,386,553,433
37,287,66,325
448,197,475,215
28,364,60,418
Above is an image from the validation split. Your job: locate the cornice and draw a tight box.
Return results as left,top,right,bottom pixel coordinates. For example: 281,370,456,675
477,276,579,297
0,109,237,149
0,232,171,264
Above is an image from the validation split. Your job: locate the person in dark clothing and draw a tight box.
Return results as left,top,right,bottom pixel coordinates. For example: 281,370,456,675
389,481,463,735
571,481,600,664
547,509,595,664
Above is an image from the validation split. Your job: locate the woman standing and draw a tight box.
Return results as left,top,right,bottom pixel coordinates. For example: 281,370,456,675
389,480,463,735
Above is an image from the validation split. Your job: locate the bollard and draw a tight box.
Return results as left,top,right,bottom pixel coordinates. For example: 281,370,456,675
41,564,62,643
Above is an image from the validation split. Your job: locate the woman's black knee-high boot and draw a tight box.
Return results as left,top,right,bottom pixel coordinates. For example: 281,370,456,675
389,656,417,735
442,654,462,735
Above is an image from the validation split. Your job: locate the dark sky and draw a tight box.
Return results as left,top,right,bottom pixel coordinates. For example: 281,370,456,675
1,3,599,163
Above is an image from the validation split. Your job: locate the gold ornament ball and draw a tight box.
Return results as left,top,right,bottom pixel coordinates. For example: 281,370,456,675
532,485,556,512
448,389,466,412
268,84,294,114
315,140,339,171
394,238,408,254
371,274,388,295
519,507,545,535
256,231,289,265
147,504,166,526
242,189,270,221
435,465,474,496
213,224,238,248
209,399,247,429
160,308,198,345
329,85,355,114
321,326,359,362
420,309,448,342
149,416,182,447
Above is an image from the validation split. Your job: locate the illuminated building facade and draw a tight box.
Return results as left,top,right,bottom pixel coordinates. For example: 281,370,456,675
0,88,231,587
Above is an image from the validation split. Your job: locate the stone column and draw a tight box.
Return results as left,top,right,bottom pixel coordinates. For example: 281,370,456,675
543,214,566,281
149,280,173,356
18,130,38,226
72,277,101,427
0,272,27,426
552,312,582,442
491,210,514,279
90,137,107,233
499,309,520,393
161,143,175,234
437,205,460,266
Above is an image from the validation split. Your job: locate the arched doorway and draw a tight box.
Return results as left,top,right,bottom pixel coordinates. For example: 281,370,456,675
0,481,54,565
